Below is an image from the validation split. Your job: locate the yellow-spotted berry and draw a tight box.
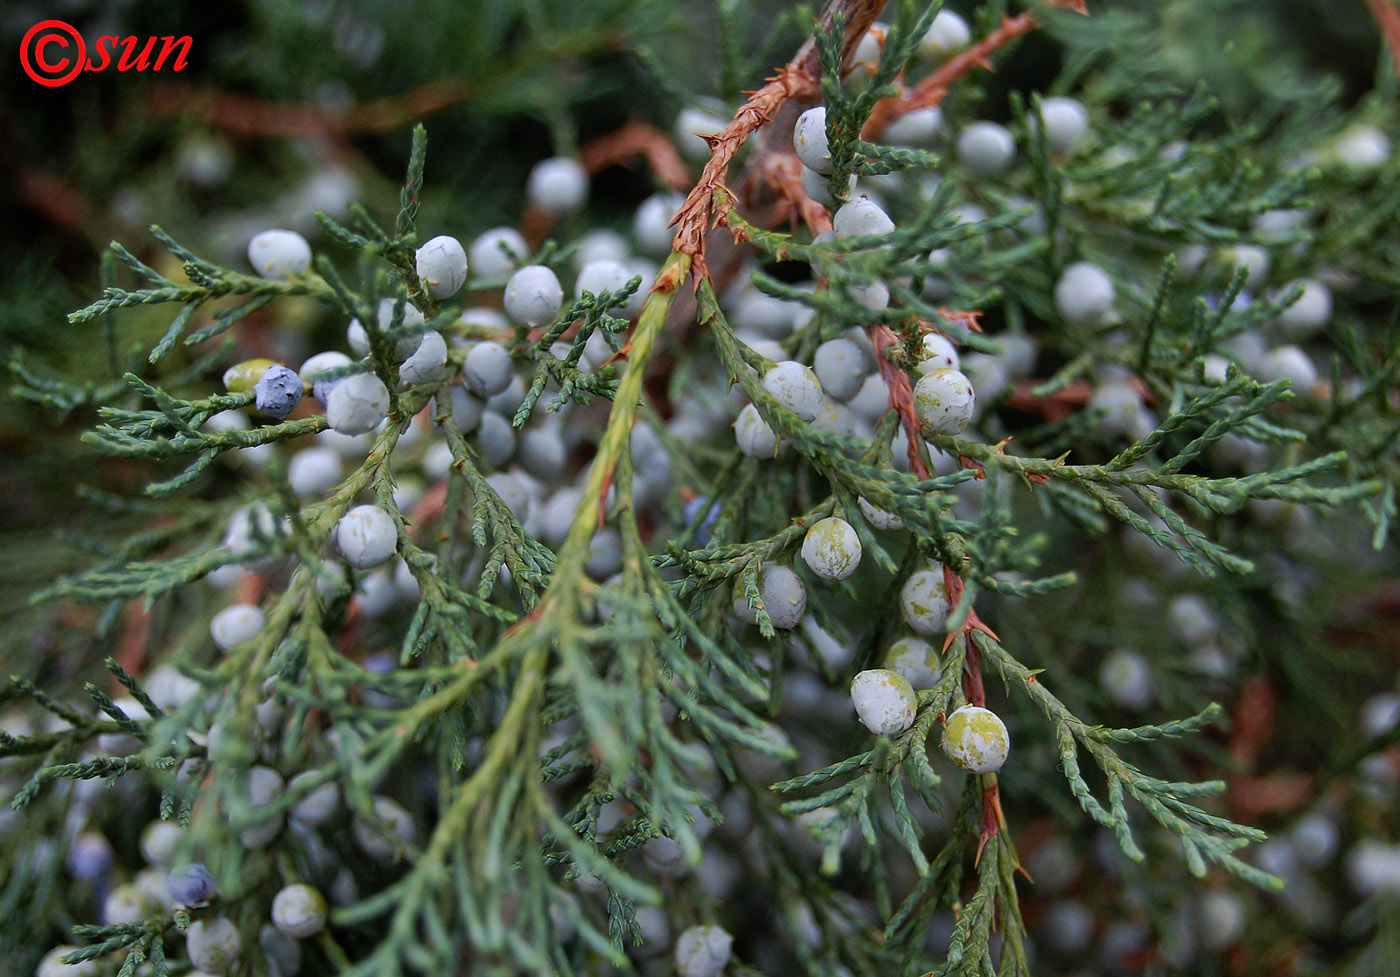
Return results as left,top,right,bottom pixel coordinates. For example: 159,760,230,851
850,668,917,736
913,367,975,435
941,705,1010,773
800,516,862,580
223,358,278,395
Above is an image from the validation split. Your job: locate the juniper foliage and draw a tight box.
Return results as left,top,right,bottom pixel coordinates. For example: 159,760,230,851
3,1,1400,976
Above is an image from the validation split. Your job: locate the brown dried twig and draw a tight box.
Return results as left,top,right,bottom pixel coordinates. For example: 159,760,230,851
577,120,690,191
671,0,889,284
863,13,1041,139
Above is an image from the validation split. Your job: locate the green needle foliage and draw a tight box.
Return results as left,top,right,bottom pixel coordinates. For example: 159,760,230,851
4,2,1400,977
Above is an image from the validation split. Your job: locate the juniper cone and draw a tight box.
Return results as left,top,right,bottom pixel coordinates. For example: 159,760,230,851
4,1,1400,976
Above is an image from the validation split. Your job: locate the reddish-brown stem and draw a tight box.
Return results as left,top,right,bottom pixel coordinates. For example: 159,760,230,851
577,120,691,191
962,633,987,708
335,599,362,657
868,324,931,478
145,80,472,138
975,778,1006,864
672,0,888,283
863,13,1040,139
755,153,834,237
114,602,151,688
1367,0,1400,83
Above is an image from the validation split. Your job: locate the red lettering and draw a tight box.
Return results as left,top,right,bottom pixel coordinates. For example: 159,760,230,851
86,36,118,72
22,22,192,85
34,34,71,73
115,35,156,72
152,36,192,72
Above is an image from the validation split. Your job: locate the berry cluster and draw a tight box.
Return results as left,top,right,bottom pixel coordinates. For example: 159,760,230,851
10,3,1400,977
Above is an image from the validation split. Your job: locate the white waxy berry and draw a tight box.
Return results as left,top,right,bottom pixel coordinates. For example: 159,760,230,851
271,883,327,939
675,924,733,977
732,561,806,629
398,330,449,386
917,10,971,62
1333,123,1390,171
799,164,856,208
914,367,975,435
576,259,633,300
537,487,584,549
997,333,1038,378
36,946,99,977
633,193,683,257
900,567,950,636
1088,381,1142,436
299,351,353,406
884,635,940,689
104,884,160,925
248,229,311,279
850,23,885,74
448,386,484,434
793,106,834,175
211,603,266,652
326,372,390,435
941,705,1010,773
675,105,729,161
527,156,589,215
462,341,514,397
288,771,340,826
1038,96,1090,154
763,360,823,421
348,299,425,360
254,364,303,420
485,471,533,523
801,517,862,580
1099,649,1153,710
813,338,867,402
241,765,286,849
145,665,201,712
573,228,631,270
857,497,904,531
1218,243,1272,291
1361,693,1400,738
1198,890,1246,952
883,107,943,148
487,371,527,417
415,235,467,299
356,569,398,619
850,669,917,736
476,411,517,468
222,502,283,561
518,425,567,480
731,289,800,339
504,265,564,326
585,528,623,581
353,795,417,863
1054,261,1116,326
849,279,890,312
336,505,397,569
259,925,301,977
918,332,961,374
1272,279,1332,340
187,916,242,974
833,195,895,239
468,226,529,281
1167,593,1217,647
734,403,778,458
1258,344,1318,391
957,121,1016,177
